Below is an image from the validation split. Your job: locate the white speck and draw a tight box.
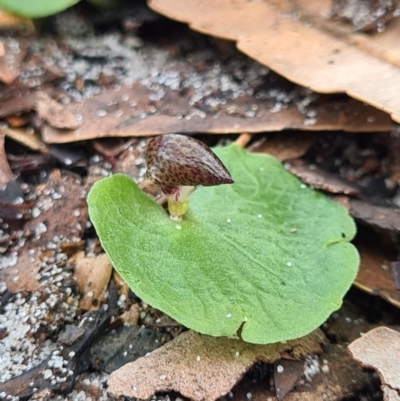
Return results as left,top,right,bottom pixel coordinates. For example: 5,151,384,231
290,228,297,233
367,116,376,123
133,386,137,392
226,313,232,318
96,109,107,117
286,262,292,267
159,375,167,380
247,392,252,399
68,351,75,358
235,351,240,357
86,291,94,298
276,365,284,373
226,218,231,223
300,184,307,189
175,224,181,230
321,364,329,373
257,214,263,219
43,369,52,380
196,355,201,361
123,351,128,357
259,167,264,171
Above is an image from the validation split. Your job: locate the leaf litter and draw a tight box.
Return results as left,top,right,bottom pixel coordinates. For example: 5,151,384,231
348,327,400,401
0,3,400,401
149,0,400,123
107,329,326,401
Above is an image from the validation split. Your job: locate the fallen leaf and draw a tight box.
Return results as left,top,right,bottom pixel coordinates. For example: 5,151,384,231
2,251,41,293
3,126,47,152
349,200,400,234
240,343,373,401
348,327,400,401
0,92,37,119
0,10,33,31
273,359,304,400
120,303,140,326
107,329,326,401
58,324,85,346
354,245,400,308
0,38,27,84
35,92,81,130
41,84,391,144
284,159,359,195
251,132,317,162
0,130,14,190
148,0,400,123
74,253,113,311
24,170,88,246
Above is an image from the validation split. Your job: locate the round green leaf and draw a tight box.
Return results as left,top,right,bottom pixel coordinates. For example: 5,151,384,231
0,0,80,18
87,144,359,344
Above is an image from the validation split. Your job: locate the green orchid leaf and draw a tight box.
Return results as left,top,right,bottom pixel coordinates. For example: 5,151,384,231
88,144,359,344
0,0,80,18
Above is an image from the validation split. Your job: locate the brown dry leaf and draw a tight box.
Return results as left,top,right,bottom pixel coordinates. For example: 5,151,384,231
2,251,41,293
41,83,391,144
3,126,47,153
273,359,304,400
0,38,28,85
251,133,317,162
0,92,37,119
107,329,326,401
148,0,400,123
35,92,81,130
354,245,400,308
349,200,400,233
0,10,34,31
24,170,88,246
120,303,140,326
74,253,113,311
0,130,14,189
229,344,370,401
348,327,400,401
285,159,359,195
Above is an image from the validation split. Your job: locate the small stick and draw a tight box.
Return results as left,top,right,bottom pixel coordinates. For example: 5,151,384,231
235,133,253,148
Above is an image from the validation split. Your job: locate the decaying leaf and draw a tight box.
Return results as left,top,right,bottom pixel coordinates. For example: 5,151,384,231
108,329,326,401
2,251,41,293
348,200,400,234
148,0,400,123
273,359,304,400
348,327,400,401
0,38,27,84
35,92,81,130
24,170,88,246
3,126,47,152
74,253,113,311
354,245,400,308
254,343,370,401
285,159,359,195
251,132,317,162
41,83,391,144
